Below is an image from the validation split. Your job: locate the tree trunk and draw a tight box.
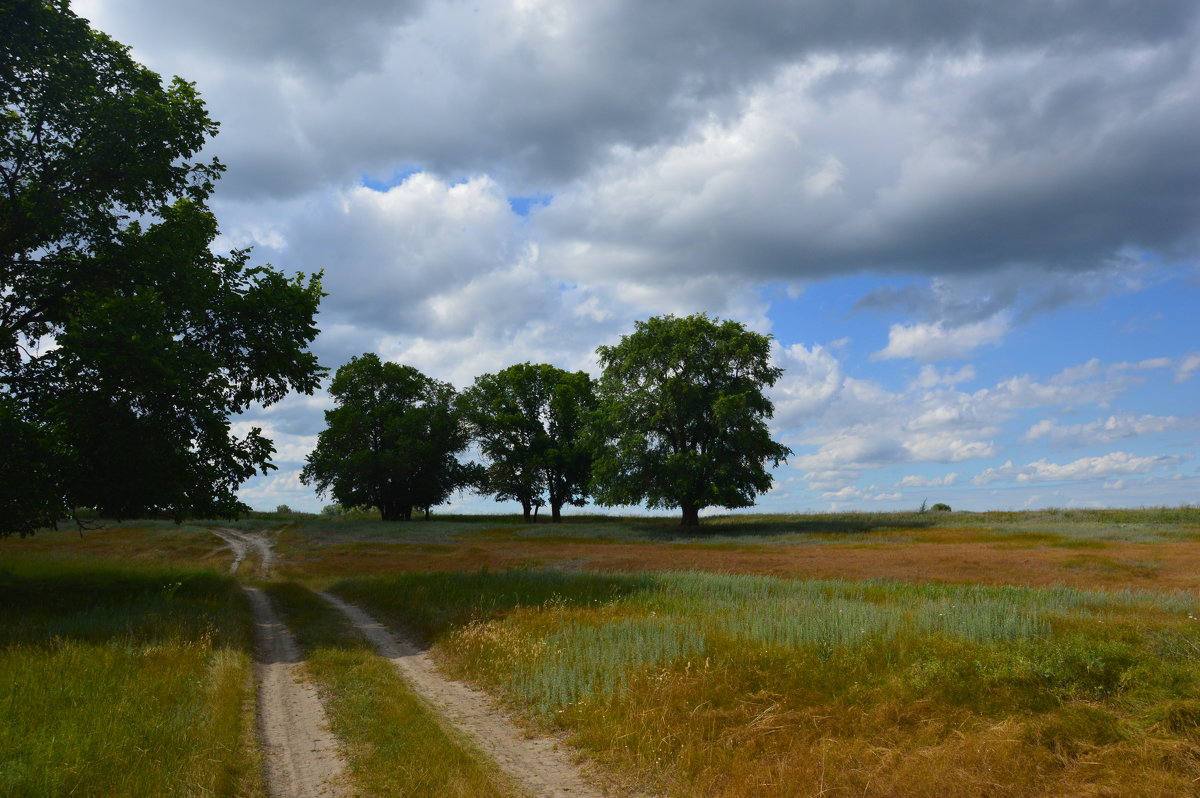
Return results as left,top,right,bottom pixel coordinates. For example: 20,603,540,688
521,498,532,523
423,506,431,520
551,501,562,523
680,502,700,527
380,501,401,521
401,505,412,521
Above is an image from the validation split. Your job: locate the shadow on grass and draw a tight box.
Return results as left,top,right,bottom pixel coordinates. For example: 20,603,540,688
331,569,659,646
0,558,252,650
647,512,939,541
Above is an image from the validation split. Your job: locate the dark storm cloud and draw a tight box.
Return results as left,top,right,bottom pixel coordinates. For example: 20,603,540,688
536,21,1199,294
92,0,426,78
87,0,1200,323
86,0,1199,198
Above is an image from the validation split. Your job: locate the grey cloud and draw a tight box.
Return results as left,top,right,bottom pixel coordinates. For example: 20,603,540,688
853,260,1151,328
241,393,331,438
84,1,1200,325
86,0,1200,202
533,38,1198,300
86,0,425,80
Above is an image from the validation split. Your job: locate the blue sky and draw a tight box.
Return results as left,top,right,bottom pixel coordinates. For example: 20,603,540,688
78,0,1200,515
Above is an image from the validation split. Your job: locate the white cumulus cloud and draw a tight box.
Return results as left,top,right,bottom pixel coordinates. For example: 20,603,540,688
971,452,1190,486
874,314,1010,362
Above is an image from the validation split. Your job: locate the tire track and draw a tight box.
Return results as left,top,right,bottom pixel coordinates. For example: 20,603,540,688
212,527,248,574
211,529,347,798
246,587,348,798
319,591,606,798
212,527,274,576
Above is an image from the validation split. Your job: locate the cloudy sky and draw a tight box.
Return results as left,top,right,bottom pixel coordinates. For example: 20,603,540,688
79,0,1200,514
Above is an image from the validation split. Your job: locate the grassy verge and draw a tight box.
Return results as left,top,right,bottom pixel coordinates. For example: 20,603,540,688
0,556,262,797
335,569,1200,797
261,581,519,797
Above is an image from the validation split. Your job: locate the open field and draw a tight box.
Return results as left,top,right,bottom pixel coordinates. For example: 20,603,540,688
4,506,1200,796
0,554,262,797
242,507,1200,593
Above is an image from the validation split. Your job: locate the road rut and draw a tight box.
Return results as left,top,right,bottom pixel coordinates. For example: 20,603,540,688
212,529,347,797
320,591,605,798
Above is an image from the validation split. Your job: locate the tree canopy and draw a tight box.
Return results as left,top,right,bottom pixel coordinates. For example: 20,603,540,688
1,1,323,534
301,354,471,521
460,362,596,522
590,313,790,526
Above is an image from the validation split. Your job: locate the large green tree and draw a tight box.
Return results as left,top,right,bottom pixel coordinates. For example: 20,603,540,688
591,314,791,526
1,1,323,535
461,362,596,522
301,354,471,521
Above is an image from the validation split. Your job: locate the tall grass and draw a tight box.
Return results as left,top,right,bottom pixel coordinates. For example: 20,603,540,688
0,557,261,798
335,568,1200,797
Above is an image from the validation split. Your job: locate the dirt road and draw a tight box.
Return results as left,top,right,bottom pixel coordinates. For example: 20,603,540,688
212,529,347,797
211,527,274,576
214,527,607,797
320,591,605,798
246,587,348,798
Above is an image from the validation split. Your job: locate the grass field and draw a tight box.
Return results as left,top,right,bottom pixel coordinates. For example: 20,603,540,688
0,554,262,797
334,568,1200,796
5,506,1200,796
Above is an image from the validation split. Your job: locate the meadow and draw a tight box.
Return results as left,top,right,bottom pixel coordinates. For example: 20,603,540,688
4,506,1200,796
0,544,262,797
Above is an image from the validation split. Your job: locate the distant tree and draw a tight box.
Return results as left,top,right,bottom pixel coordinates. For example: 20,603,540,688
301,355,470,521
931,502,952,512
1,1,323,536
591,314,790,526
461,363,597,522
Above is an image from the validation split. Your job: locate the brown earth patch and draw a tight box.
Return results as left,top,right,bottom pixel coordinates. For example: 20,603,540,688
7,524,230,567
284,539,1200,592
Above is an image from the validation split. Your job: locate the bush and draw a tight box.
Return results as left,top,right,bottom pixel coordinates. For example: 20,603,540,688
931,503,952,512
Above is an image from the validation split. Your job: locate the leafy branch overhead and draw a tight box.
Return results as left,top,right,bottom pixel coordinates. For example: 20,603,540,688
0,1,324,535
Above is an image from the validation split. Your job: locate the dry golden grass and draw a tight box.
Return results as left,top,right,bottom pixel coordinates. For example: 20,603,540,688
16,509,1200,797
563,656,1200,797
335,566,1200,798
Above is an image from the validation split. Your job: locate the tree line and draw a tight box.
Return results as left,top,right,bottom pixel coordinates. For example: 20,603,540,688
301,313,791,526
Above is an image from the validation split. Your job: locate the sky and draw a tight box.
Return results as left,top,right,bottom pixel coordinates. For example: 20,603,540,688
77,0,1200,515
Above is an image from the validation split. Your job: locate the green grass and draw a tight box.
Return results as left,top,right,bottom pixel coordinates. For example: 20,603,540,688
0,556,262,797
334,568,1200,797
84,505,1200,551
262,581,518,797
